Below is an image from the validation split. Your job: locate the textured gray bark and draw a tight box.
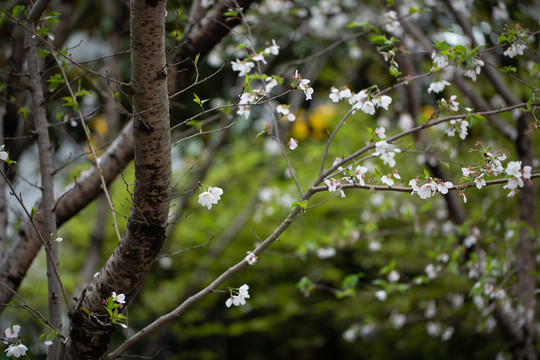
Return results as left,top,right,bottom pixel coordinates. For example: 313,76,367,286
25,1,63,358
65,0,171,358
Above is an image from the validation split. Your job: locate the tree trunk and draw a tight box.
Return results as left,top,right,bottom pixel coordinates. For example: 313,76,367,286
65,0,171,358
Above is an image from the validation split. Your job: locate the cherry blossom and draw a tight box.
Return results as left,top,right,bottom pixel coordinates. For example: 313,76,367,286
374,290,387,301
361,101,375,115
388,270,400,282
0,145,7,161
317,247,337,259
353,165,368,185
464,58,484,81
293,70,314,100
329,87,340,102
265,77,278,93
231,59,255,76
288,138,298,151
112,292,126,304
374,127,386,139
427,80,451,94
381,175,394,186
436,181,454,194
226,284,251,307
440,95,459,112
373,95,392,110
5,344,28,358
431,51,449,70
474,176,486,189
264,39,280,56
503,41,527,58
245,251,258,265
198,186,224,209
417,182,436,199
3,325,20,344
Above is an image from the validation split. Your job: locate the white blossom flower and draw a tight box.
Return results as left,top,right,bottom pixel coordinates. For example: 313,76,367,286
374,127,386,139
245,251,258,265
425,263,438,279
369,241,382,251
198,186,223,209
390,312,406,329
238,284,250,299
317,247,337,259
3,325,20,341
474,176,486,189
431,51,449,70
288,138,298,151
381,175,394,186
388,270,400,282
329,87,340,102
417,182,436,199
5,344,28,358
231,59,255,76
324,178,342,192
252,52,267,64
276,104,290,116
464,58,484,81
265,77,278,93
339,88,352,100
427,80,451,94
374,290,387,301
462,167,474,177
373,95,392,110
264,39,280,56
506,161,522,178
437,181,453,194
503,42,527,58
361,101,375,115
353,165,368,185
0,146,7,161
426,321,442,337
112,292,126,304
226,284,251,307
463,235,477,248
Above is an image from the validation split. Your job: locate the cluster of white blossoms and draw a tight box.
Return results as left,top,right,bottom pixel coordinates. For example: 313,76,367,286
502,160,532,197
198,186,224,210
3,325,29,358
231,39,280,77
463,58,485,82
503,41,527,58
427,80,451,94
292,70,314,100
446,118,469,140
328,86,392,116
461,151,506,191
409,177,454,200
225,284,251,307
374,139,401,168
431,51,449,71
439,95,460,112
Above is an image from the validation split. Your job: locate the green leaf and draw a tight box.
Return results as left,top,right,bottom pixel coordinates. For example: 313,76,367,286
17,106,29,120
62,96,79,111
370,35,388,45
193,53,200,67
291,200,308,210
12,5,26,18
47,73,65,92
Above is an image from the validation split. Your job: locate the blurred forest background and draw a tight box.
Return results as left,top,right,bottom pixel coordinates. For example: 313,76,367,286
0,0,539,359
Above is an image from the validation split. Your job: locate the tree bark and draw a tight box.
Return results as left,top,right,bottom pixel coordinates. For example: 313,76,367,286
65,0,171,358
